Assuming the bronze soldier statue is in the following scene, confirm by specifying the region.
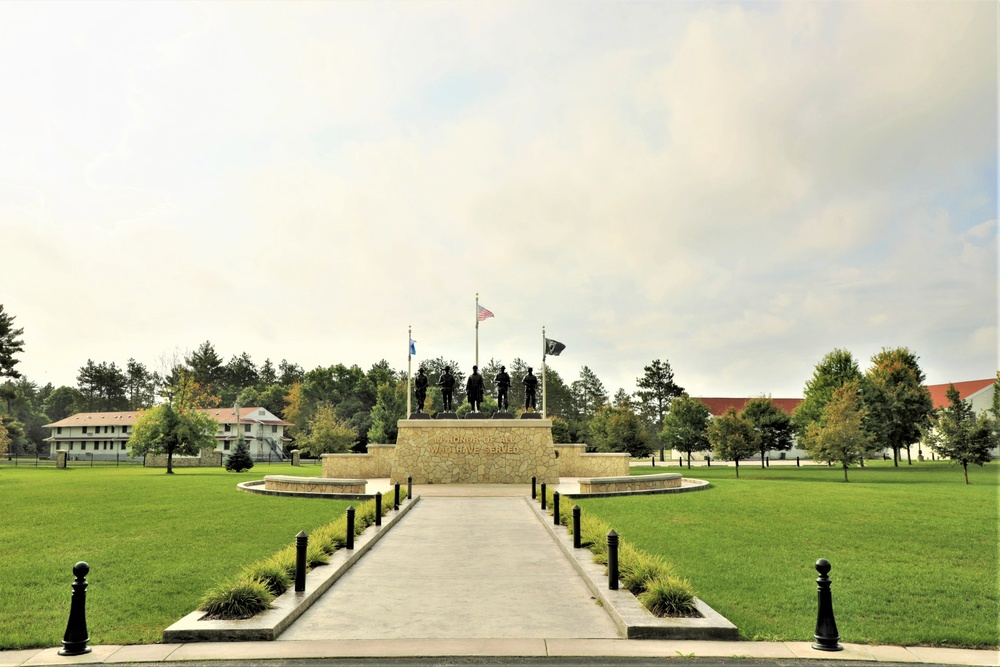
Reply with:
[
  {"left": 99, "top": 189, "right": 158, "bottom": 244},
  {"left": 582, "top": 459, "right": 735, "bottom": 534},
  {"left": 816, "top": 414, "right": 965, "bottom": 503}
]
[
  {"left": 495, "top": 365, "right": 511, "bottom": 411},
  {"left": 414, "top": 367, "right": 428, "bottom": 412},
  {"left": 437, "top": 366, "right": 455, "bottom": 411},
  {"left": 466, "top": 365, "right": 485, "bottom": 412},
  {"left": 523, "top": 367, "right": 538, "bottom": 411}
]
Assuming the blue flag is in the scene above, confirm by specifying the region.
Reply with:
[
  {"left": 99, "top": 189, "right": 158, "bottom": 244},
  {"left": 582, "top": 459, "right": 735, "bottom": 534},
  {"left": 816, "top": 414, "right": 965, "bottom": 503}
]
[{"left": 409, "top": 338, "right": 416, "bottom": 356}]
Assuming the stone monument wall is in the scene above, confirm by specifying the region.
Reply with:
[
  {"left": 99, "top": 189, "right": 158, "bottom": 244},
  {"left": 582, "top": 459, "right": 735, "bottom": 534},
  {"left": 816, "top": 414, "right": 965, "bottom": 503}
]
[
  {"left": 145, "top": 447, "right": 222, "bottom": 468},
  {"left": 322, "top": 444, "right": 395, "bottom": 479},
  {"left": 554, "top": 443, "right": 631, "bottom": 477},
  {"left": 391, "top": 419, "right": 558, "bottom": 484}
]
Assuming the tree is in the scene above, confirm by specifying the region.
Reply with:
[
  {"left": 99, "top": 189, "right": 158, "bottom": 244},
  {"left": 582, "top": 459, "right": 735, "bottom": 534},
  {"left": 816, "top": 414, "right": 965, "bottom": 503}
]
[
  {"left": 864, "top": 347, "right": 934, "bottom": 466},
  {"left": 125, "top": 359, "right": 159, "bottom": 410},
  {"left": 571, "top": 366, "right": 608, "bottom": 422},
  {"left": 277, "top": 359, "right": 304, "bottom": 386},
  {"left": 551, "top": 415, "right": 571, "bottom": 444},
  {"left": 708, "top": 407, "right": 757, "bottom": 477},
  {"left": 793, "top": 348, "right": 863, "bottom": 441},
  {"left": 127, "top": 403, "right": 218, "bottom": 474},
  {"left": 296, "top": 404, "right": 356, "bottom": 456},
  {"left": 223, "top": 352, "right": 259, "bottom": 403},
  {"left": 804, "top": 381, "right": 871, "bottom": 482},
  {"left": 43, "top": 386, "right": 83, "bottom": 422},
  {"left": 0, "top": 420, "right": 9, "bottom": 457},
  {"left": 0, "top": 305, "right": 24, "bottom": 380},
  {"left": 661, "top": 394, "right": 712, "bottom": 468},
  {"left": 237, "top": 384, "right": 288, "bottom": 420},
  {"left": 225, "top": 440, "right": 254, "bottom": 472},
  {"left": 367, "top": 381, "right": 408, "bottom": 444},
  {"left": 589, "top": 404, "right": 651, "bottom": 457},
  {"left": 928, "top": 384, "right": 994, "bottom": 484},
  {"left": 186, "top": 341, "right": 225, "bottom": 403},
  {"left": 740, "top": 396, "right": 794, "bottom": 468},
  {"left": 259, "top": 358, "right": 278, "bottom": 387},
  {"left": 635, "top": 359, "right": 684, "bottom": 428}
]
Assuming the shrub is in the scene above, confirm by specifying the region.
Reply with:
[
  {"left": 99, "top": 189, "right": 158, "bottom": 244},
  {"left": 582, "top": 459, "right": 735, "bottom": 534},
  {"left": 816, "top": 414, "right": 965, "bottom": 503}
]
[
  {"left": 199, "top": 576, "right": 274, "bottom": 619},
  {"left": 306, "top": 542, "right": 330, "bottom": 568},
  {"left": 242, "top": 559, "right": 291, "bottom": 597},
  {"left": 638, "top": 575, "right": 697, "bottom": 617},
  {"left": 311, "top": 521, "right": 348, "bottom": 554},
  {"left": 619, "top": 543, "right": 674, "bottom": 595},
  {"left": 270, "top": 547, "right": 297, "bottom": 578}
]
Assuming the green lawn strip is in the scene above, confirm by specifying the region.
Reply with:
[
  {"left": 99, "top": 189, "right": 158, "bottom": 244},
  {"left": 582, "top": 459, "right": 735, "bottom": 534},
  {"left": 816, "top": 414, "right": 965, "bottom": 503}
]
[
  {"left": 0, "top": 465, "right": 343, "bottom": 649},
  {"left": 586, "top": 461, "right": 998, "bottom": 648}
]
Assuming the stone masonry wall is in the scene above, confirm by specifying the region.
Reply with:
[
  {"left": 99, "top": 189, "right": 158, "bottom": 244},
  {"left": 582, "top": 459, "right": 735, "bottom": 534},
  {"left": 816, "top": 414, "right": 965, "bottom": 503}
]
[
  {"left": 391, "top": 419, "right": 558, "bottom": 484},
  {"left": 554, "top": 444, "right": 631, "bottom": 477},
  {"left": 322, "top": 444, "right": 395, "bottom": 479},
  {"left": 579, "top": 473, "right": 682, "bottom": 493},
  {"left": 264, "top": 475, "right": 366, "bottom": 494},
  {"left": 145, "top": 447, "right": 222, "bottom": 468}
]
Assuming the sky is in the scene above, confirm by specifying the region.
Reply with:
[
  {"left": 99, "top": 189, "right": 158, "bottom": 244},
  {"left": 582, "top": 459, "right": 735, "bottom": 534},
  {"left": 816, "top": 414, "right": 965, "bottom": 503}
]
[{"left": 1, "top": 0, "right": 996, "bottom": 399}]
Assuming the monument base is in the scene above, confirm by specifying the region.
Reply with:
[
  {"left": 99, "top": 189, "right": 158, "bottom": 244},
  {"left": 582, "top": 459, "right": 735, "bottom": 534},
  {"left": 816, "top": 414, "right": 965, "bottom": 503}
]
[
  {"left": 492, "top": 411, "right": 515, "bottom": 419},
  {"left": 520, "top": 412, "right": 542, "bottom": 419},
  {"left": 408, "top": 412, "right": 431, "bottom": 420},
  {"left": 435, "top": 412, "right": 458, "bottom": 420},
  {"left": 465, "top": 412, "right": 487, "bottom": 419},
  {"left": 391, "top": 419, "right": 558, "bottom": 484}
]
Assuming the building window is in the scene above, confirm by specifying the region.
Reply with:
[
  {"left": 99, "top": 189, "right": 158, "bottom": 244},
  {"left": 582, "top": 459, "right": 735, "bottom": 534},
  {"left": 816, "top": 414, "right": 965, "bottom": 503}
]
[
  {"left": 244, "top": 424, "right": 252, "bottom": 433},
  {"left": 121, "top": 443, "right": 126, "bottom": 450},
  {"left": 122, "top": 426, "right": 128, "bottom": 434},
  {"left": 224, "top": 424, "right": 231, "bottom": 432},
  {"left": 82, "top": 426, "right": 87, "bottom": 434},
  {"left": 104, "top": 426, "right": 109, "bottom": 434},
  {"left": 224, "top": 442, "right": 231, "bottom": 451},
  {"left": 69, "top": 443, "right": 74, "bottom": 451},
  {"left": 57, "top": 427, "right": 62, "bottom": 434},
  {"left": 272, "top": 425, "right": 278, "bottom": 433}
]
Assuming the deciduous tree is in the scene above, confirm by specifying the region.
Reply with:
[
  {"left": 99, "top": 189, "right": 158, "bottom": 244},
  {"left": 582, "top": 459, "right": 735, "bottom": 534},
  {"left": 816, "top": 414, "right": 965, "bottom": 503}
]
[
  {"left": 367, "top": 381, "right": 407, "bottom": 444},
  {"left": 804, "top": 381, "right": 871, "bottom": 482},
  {"left": 661, "top": 393, "right": 711, "bottom": 468},
  {"left": 864, "top": 347, "right": 934, "bottom": 466},
  {"left": 127, "top": 403, "right": 218, "bottom": 474},
  {"left": 589, "top": 404, "right": 651, "bottom": 457},
  {"left": 793, "top": 348, "right": 862, "bottom": 441},
  {"left": 740, "top": 396, "right": 794, "bottom": 467},
  {"left": 708, "top": 407, "right": 757, "bottom": 477},
  {"left": 928, "top": 384, "right": 994, "bottom": 484},
  {"left": 296, "top": 404, "right": 356, "bottom": 456}
]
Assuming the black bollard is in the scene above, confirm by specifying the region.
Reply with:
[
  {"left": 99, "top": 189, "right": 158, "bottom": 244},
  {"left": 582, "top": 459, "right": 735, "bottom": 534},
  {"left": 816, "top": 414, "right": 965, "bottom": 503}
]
[
  {"left": 59, "top": 562, "right": 91, "bottom": 656},
  {"left": 572, "top": 505, "right": 581, "bottom": 548},
  {"left": 531, "top": 476, "right": 537, "bottom": 499},
  {"left": 394, "top": 483, "right": 400, "bottom": 510},
  {"left": 375, "top": 492, "right": 382, "bottom": 527},
  {"left": 797, "top": 456, "right": 801, "bottom": 467},
  {"left": 707, "top": 455, "right": 711, "bottom": 467},
  {"left": 346, "top": 506, "right": 355, "bottom": 550},
  {"left": 607, "top": 530, "right": 619, "bottom": 590},
  {"left": 812, "top": 558, "right": 843, "bottom": 651},
  {"left": 407, "top": 475, "right": 412, "bottom": 501},
  {"left": 766, "top": 457, "right": 770, "bottom": 467},
  {"left": 295, "top": 532, "right": 308, "bottom": 592},
  {"left": 553, "top": 491, "right": 560, "bottom": 525},
  {"left": 540, "top": 483, "right": 547, "bottom": 510}
]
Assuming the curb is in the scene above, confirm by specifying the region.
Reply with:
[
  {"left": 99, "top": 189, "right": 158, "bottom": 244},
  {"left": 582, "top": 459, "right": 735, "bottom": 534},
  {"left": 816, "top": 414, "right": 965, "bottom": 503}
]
[{"left": 162, "top": 496, "right": 420, "bottom": 642}]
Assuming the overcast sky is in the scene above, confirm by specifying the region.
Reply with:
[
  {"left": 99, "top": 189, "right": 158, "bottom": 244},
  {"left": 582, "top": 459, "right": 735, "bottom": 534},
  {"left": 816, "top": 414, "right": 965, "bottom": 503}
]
[{"left": 1, "top": 0, "right": 996, "bottom": 399}]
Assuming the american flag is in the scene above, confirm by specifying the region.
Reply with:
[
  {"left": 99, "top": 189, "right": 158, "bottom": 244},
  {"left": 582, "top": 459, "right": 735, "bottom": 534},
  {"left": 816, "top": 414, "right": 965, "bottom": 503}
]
[{"left": 477, "top": 304, "right": 494, "bottom": 322}]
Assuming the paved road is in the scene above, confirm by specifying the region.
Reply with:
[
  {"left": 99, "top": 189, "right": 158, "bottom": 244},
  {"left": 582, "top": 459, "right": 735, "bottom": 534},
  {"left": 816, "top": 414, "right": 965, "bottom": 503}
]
[{"left": 278, "top": 497, "right": 619, "bottom": 641}]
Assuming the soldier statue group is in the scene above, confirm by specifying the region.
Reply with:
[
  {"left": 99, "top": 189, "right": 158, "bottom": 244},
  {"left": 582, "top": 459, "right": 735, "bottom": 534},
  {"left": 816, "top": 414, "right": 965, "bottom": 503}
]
[{"left": 412, "top": 365, "right": 539, "bottom": 415}]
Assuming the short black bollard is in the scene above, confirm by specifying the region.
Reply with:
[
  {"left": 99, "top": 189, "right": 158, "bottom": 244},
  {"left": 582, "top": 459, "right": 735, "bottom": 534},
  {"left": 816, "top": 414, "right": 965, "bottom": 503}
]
[
  {"left": 59, "top": 562, "right": 91, "bottom": 656},
  {"left": 706, "top": 455, "right": 711, "bottom": 467},
  {"left": 572, "top": 505, "right": 581, "bottom": 548},
  {"left": 295, "top": 531, "right": 308, "bottom": 592},
  {"left": 607, "top": 530, "right": 619, "bottom": 590},
  {"left": 346, "top": 506, "right": 355, "bottom": 550},
  {"left": 531, "top": 476, "right": 537, "bottom": 499},
  {"left": 812, "top": 558, "right": 843, "bottom": 651},
  {"left": 651, "top": 456, "right": 655, "bottom": 467},
  {"left": 394, "top": 483, "right": 400, "bottom": 510},
  {"left": 553, "top": 491, "right": 560, "bottom": 525},
  {"left": 375, "top": 492, "right": 382, "bottom": 527},
  {"left": 765, "top": 457, "right": 770, "bottom": 467},
  {"left": 797, "top": 456, "right": 801, "bottom": 467},
  {"left": 540, "top": 482, "right": 547, "bottom": 510},
  {"left": 407, "top": 475, "right": 412, "bottom": 501}
]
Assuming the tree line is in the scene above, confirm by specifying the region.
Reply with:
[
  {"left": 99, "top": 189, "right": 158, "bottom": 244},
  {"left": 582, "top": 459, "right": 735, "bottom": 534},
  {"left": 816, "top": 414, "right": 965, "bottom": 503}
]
[{"left": 0, "top": 304, "right": 996, "bottom": 481}]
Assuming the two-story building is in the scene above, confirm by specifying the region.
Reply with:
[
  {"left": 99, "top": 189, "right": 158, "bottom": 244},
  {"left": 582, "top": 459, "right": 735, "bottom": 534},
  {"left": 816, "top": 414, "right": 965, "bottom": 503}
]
[{"left": 44, "top": 407, "right": 293, "bottom": 462}]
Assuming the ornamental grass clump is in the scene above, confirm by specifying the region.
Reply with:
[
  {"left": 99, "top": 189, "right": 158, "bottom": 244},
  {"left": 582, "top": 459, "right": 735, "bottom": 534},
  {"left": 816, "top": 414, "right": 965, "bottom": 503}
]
[
  {"left": 638, "top": 575, "right": 698, "bottom": 617},
  {"left": 199, "top": 576, "right": 274, "bottom": 620},
  {"left": 619, "top": 543, "right": 675, "bottom": 595},
  {"left": 241, "top": 559, "right": 291, "bottom": 597},
  {"left": 310, "top": 521, "right": 348, "bottom": 554}
]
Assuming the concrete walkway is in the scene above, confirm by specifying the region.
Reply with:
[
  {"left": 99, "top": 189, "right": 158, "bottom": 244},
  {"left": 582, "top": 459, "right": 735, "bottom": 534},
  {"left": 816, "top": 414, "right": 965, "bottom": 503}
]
[{"left": 278, "top": 496, "right": 619, "bottom": 640}]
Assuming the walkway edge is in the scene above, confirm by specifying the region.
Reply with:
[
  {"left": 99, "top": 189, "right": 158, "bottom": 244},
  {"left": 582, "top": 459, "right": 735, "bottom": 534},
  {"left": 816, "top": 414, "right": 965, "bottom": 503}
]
[
  {"left": 525, "top": 496, "right": 740, "bottom": 640},
  {"left": 162, "top": 496, "right": 421, "bottom": 642}
]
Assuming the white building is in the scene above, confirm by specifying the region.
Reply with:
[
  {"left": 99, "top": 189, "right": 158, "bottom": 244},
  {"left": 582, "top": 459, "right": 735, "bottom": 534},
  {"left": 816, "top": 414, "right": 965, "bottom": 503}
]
[{"left": 44, "top": 407, "right": 293, "bottom": 462}]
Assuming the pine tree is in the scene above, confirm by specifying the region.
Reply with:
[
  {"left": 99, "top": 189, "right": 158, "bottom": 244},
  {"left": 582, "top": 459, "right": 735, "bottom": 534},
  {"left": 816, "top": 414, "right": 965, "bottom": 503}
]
[
  {"left": 225, "top": 440, "right": 254, "bottom": 473},
  {"left": 0, "top": 305, "right": 25, "bottom": 380}
]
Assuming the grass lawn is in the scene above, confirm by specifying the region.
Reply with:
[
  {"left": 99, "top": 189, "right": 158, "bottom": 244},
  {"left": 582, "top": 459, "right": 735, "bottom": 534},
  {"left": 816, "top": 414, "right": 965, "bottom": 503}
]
[
  {"left": 576, "top": 460, "right": 998, "bottom": 648},
  {"left": 0, "top": 464, "right": 346, "bottom": 650}
]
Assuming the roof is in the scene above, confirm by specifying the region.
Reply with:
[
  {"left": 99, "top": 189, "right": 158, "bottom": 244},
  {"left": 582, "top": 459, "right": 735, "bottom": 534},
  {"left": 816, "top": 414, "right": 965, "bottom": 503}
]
[
  {"left": 694, "top": 397, "right": 802, "bottom": 417},
  {"left": 45, "top": 407, "right": 292, "bottom": 429},
  {"left": 925, "top": 379, "right": 995, "bottom": 410}
]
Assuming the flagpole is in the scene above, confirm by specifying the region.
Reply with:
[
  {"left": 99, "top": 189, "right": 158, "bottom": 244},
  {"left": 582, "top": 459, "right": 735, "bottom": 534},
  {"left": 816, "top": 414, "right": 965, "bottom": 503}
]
[
  {"left": 407, "top": 325, "right": 412, "bottom": 416},
  {"left": 475, "top": 292, "right": 479, "bottom": 368},
  {"left": 542, "top": 326, "right": 547, "bottom": 418}
]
